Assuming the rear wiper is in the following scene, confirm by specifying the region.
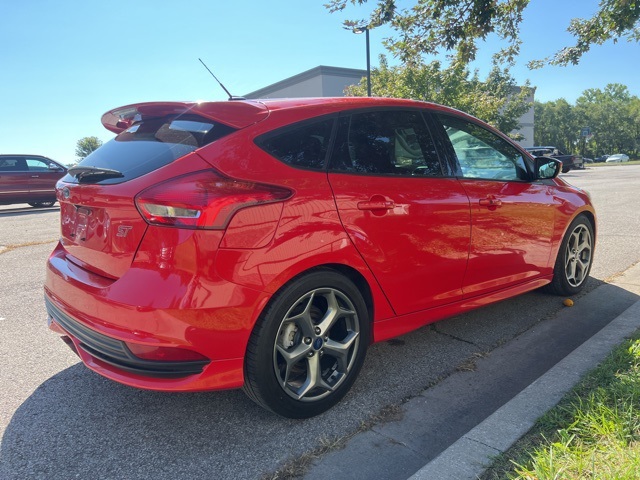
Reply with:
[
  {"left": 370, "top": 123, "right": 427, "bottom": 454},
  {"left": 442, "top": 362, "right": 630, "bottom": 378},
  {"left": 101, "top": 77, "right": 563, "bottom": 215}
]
[{"left": 68, "top": 166, "right": 124, "bottom": 183}]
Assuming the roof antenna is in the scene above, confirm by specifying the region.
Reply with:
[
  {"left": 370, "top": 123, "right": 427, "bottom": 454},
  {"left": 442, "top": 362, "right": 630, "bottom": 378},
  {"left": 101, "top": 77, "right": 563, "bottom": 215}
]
[{"left": 198, "top": 58, "right": 245, "bottom": 101}]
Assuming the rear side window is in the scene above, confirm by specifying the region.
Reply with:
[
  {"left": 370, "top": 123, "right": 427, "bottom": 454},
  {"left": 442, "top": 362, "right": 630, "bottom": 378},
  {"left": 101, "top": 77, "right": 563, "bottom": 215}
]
[
  {"left": 255, "top": 117, "right": 335, "bottom": 170},
  {"left": 329, "top": 110, "right": 443, "bottom": 177},
  {"left": 0, "top": 157, "right": 28, "bottom": 171},
  {"left": 63, "top": 115, "right": 235, "bottom": 184}
]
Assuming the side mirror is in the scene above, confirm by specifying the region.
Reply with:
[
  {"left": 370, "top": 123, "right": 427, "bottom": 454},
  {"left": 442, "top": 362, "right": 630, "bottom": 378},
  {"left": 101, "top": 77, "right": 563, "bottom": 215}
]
[
  {"left": 534, "top": 157, "right": 561, "bottom": 180},
  {"left": 48, "top": 163, "right": 63, "bottom": 172}
]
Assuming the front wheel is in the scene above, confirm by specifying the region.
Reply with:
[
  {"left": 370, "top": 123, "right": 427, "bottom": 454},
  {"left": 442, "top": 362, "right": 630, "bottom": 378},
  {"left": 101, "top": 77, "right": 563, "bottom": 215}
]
[
  {"left": 243, "top": 270, "right": 370, "bottom": 418},
  {"left": 544, "top": 214, "right": 594, "bottom": 296}
]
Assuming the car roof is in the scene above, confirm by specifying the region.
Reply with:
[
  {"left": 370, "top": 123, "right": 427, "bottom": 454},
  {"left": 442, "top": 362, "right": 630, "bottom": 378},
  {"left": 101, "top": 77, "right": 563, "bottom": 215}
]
[{"left": 101, "top": 97, "right": 476, "bottom": 134}]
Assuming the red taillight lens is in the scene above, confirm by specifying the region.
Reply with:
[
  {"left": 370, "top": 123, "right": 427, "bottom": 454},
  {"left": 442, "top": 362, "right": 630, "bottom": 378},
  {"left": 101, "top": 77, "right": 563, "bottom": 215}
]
[
  {"left": 125, "top": 343, "right": 209, "bottom": 362},
  {"left": 135, "top": 169, "right": 292, "bottom": 229}
]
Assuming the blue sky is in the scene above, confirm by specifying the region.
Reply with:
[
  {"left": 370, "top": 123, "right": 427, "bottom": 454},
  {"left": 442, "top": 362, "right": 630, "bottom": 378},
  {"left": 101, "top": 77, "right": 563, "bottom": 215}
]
[{"left": 1, "top": 0, "right": 638, "bottom": 164}]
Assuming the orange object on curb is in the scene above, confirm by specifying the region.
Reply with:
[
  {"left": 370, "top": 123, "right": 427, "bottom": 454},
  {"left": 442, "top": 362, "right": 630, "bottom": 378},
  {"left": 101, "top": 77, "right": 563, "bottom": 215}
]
[{"left": 563, "top": 298, "right": 574, "bottom": 307}]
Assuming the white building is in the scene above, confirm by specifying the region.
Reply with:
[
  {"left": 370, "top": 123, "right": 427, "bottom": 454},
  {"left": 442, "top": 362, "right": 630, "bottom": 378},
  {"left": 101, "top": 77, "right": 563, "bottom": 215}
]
[{"left": 245, "top": 65, "right": 534, "bottom": 147}]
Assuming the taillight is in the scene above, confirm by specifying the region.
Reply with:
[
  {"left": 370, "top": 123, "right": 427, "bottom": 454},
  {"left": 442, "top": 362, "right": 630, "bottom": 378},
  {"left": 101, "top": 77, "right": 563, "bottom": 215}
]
[{"left": 135, "top": 169, "right": 292, "bottom": 229}]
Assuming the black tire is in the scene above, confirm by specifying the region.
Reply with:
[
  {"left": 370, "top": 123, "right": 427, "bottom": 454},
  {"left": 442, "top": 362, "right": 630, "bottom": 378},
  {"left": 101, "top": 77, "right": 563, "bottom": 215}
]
[
  {"left": 28, "top": 201, "right": 56, "bottom": 208},
  {"left": 544, "top": 214, "right": 594, "bottom": 296},
  {"left": 243, "top": 269, "right": 370, "bottom": 418}
]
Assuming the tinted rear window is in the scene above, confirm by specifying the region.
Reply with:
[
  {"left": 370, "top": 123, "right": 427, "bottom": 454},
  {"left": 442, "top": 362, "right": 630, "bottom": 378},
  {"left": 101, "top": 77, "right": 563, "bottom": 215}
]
[
  {"left": 255, "top": 117, "right": 335, "bottom": 170},
  {"left": 63, "top": 115, "right": 235, "bottom": 184}
]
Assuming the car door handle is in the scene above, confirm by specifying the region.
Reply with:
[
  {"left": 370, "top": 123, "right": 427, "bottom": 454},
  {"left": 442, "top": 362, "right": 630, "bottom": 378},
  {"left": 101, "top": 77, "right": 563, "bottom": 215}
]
[
  {"left": 479, "top": 197, "right": 502, "bottom": 207},
  {"left": 31, "top": 175, "right": 40, "bottom": 178},
  {"left": 357, "top": 200, "right": 395, "bottom": 211}
]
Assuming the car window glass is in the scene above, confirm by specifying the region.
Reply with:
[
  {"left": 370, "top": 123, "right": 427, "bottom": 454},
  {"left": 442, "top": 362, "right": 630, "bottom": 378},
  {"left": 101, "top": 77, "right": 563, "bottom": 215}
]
[
  {"left": 61, "top": 115, "right": 235, "bottom": 185},
  {"left": 0, "top": 157, "right": 28, "bottom": 171},
  {"left": 255, "top": 118, "right": 335, "bottom": 170},
  {"left": 26, "top": 158, "right": 51, "bottom": 171},
  {"left": 330, "top": 110, "right": 443, "bottom": 176},
  {"left": 0, "top": 158, "right": 18, "bottom": 171},
  {"left": 437, "top": 114, "right": 528, "bottom": 181}
]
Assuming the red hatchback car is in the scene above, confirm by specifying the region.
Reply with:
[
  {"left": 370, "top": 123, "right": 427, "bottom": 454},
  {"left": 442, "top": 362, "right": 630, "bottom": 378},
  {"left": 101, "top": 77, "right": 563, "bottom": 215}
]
[{"left": 45, "top": 97, "right": 595, "bottom": 418}]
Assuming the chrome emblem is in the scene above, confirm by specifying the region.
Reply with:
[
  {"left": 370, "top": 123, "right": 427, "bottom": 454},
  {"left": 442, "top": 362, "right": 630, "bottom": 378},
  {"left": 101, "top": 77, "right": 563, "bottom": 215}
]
[{"left": 116, "top": 225, "right": 133, "bottom": 238}]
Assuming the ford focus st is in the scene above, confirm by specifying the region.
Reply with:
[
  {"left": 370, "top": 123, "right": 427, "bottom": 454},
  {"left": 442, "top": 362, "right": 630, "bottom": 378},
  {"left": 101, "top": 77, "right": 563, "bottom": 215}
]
[{"left": 45, "top": 97, "right": 595, "bottom": 418}]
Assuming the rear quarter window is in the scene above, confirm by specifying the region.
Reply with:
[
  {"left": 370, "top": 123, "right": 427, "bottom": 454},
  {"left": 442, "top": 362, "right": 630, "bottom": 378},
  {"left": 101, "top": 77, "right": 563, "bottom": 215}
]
[{"left": 255, "top": 117, "right": 335, "bottom": 170}]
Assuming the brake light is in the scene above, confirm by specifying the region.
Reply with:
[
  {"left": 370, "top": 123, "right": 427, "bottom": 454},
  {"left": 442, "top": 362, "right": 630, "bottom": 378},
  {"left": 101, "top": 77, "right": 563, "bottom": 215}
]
[{"left": 135, "top": 170, "right": 292, "bottom": 229}]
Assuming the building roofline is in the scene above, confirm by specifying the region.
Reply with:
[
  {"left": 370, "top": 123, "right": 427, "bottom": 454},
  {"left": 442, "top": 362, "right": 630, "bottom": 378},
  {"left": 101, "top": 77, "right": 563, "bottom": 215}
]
[{"left": 244, "top": 65, "right": 367, "bottom": 98}]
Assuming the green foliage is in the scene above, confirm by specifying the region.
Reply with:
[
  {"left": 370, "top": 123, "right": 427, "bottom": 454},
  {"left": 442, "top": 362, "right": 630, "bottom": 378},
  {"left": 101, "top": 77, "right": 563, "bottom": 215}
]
[
  {"left": 325, "top": 0, "right": 529, "bottom": 65},
  {"left": 531, "top": 0, "right": 640, "bottom": 67},
  {"left": 75, "top": 136, "right": 103, "bottom": 160},
  {"left": 326, "top": 0, "right": 639, "bottom": 68},
  {"left": 534, "top": 84, "right": 640, "bottom": 157},
  {"left": 533, "top": 99, "right": 578, "bottom": 153},
  {"left": 344, "top": 55, "right": 532, "bottom": 137}
]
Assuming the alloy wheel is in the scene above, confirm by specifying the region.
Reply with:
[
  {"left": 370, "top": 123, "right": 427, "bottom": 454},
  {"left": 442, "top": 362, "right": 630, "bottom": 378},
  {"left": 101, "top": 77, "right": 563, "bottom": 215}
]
[
  {"left": 273, "top": 287, "right": 360, "bottom": 402},
  {"left": 564, "top": 224, "right": 592, "bottom": 287}
]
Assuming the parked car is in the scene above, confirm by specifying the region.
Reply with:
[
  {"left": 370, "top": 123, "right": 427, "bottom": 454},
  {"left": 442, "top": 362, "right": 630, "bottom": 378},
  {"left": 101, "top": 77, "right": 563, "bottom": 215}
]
[
  {"left": 524, "top": 146, "right": 583, "bottom": 173},
  {"left": 605, "top": 154, "right": 630, "bottom": 163},
  {"left": 0, "top": 154, "right": 67, "bottom": 207},
  {"left": 45, "top": 98, "right": 596, "bottom": 418},
  {"left": 595, "top": 155, "right": 610, "bottom": 163}
]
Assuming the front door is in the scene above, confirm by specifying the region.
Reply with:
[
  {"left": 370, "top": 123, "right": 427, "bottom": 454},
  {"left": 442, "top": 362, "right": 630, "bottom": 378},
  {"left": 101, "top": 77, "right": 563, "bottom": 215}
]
[{"left": 434, "top": 113, "right": 555, "bottom": 298}]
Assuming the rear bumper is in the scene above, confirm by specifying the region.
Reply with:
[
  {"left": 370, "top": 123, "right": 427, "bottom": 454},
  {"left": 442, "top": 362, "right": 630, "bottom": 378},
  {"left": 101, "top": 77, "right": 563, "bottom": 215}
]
[
  {"left": 44, "top": 240, "right": 272, "bottom": 392},
  {"left": 46, "top": 297, "right": 209, "bottom": 378}
]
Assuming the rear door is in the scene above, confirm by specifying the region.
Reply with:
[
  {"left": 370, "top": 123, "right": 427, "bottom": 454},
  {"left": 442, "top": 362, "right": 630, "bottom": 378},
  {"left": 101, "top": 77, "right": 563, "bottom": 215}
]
[
  {"left": 0, "top": 156, "right": 30, "bottom": 203},
  {"left": 433, "top": 113, "right": 556, "bottom": 298},
  {"left": 25, "top": 157, "right": 66, "bottom": 200},
  {"left": 327, "top": 109, "right": 471, "bottom": 316}
]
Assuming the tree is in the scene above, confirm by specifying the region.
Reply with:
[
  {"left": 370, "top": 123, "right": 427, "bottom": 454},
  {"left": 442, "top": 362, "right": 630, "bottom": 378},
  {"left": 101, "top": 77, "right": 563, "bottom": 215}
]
[
  {"left": 75, "top": 136, "right": 103, "bottom": 160},
  {"left": 534, "top": 0, "right": 640, "bottom": 67},
  {"left": 533, "top": 99, "right": 579, "bottom": 153},
  {"left": 575, "top": 84, "right": 636, "bottom": 155},
  {"left": 344, "top": 55, "right": 533, "bottom": 137},
  {"left": 534, "top": 84, "right": 640, "bottom": 157},
  {"left": 326, "top": 0, "right": 639, "bottom": 67},
  {"left": 327, "top": 0, "right": 529, "bottom": 65}
]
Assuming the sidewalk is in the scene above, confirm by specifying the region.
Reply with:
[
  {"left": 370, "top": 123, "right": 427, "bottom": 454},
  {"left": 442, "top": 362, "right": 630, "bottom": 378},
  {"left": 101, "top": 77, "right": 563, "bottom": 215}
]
[
  {"left": 304, "top": 264, "right": 640, "bottom": 480},
  {"left": 411, "top": 298, "right": 640, "bottom": 480}
]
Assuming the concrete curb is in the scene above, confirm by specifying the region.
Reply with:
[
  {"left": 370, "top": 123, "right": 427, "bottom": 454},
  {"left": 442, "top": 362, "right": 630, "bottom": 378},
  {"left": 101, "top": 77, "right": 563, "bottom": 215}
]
[{"left": 409, "top": 299, "right": 640, "bottom": 480}]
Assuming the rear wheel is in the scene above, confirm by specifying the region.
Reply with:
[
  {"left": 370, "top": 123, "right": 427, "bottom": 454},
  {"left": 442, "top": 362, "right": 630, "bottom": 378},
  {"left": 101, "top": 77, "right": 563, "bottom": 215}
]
[
  {"left": 28, "top": 201, "right": 56, "bottom": 208},
  {"left": 544, "top": 214, "right": 594, "bottom": 296},
  {"left": 243, "top": 270, "right": 369, "bottom": 418}
]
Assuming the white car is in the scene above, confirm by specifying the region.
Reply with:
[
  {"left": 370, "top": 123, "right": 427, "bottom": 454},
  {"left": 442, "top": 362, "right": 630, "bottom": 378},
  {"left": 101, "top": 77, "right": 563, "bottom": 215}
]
[{"left": 605, "top": 154, "right": 630, "bottom": 163}]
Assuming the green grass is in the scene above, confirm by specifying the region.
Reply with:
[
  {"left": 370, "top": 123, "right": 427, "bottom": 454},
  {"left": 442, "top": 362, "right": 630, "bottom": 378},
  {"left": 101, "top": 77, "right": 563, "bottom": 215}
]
[
  {"left": 482, "top": 333, "right": 640, "bottom": 479},
  {"left": 589, "top": 160, "right": 640, "bottom": 167}
]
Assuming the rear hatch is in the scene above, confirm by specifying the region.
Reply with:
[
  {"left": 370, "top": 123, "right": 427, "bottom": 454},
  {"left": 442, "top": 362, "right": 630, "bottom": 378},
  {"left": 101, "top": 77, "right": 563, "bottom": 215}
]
[{"left": 57, "top": 101, "right": 268, "bottom": 279}]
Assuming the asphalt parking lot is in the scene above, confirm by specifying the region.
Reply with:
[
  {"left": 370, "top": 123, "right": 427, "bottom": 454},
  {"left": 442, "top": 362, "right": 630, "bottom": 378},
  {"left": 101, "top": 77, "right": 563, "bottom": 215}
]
[{"left": 1, "top": 166, "right": 640, "bottom": 479}]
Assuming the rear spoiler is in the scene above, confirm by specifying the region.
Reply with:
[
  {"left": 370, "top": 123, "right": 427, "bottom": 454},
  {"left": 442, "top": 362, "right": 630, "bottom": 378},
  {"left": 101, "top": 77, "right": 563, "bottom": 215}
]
[{"left": 101, "top": 101, "right": 269, "bottom": 134}]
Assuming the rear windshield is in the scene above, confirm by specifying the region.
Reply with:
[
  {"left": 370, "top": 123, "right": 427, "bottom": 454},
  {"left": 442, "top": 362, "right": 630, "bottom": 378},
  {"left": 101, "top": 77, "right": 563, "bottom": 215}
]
[{"left": 62, "top": 115, "right": 235, "bottom": 184}]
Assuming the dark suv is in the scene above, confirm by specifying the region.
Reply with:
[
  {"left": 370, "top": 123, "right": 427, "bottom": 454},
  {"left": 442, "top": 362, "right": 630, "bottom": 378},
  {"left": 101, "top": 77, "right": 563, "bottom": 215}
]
[
  {"left": 0, "top": 154, "right": 67, "bottom": 207},
  {"left": 524, "top": 147, "right": 583, "bottom": 173}
]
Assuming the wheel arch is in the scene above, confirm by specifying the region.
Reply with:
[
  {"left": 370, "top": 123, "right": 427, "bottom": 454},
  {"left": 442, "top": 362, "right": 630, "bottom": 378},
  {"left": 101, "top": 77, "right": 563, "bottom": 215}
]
[{"left": 257, "top": 263, "right": 377, "bottom": 345}]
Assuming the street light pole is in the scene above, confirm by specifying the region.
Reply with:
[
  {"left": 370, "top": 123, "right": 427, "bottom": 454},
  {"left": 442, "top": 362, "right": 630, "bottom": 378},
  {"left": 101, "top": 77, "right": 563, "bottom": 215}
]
[
  {"left": 346, "top": 25, "right": 372, "bottom": 97},
  {"left": 364, "top": 28, "right": 371, "bottom": 97}
]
